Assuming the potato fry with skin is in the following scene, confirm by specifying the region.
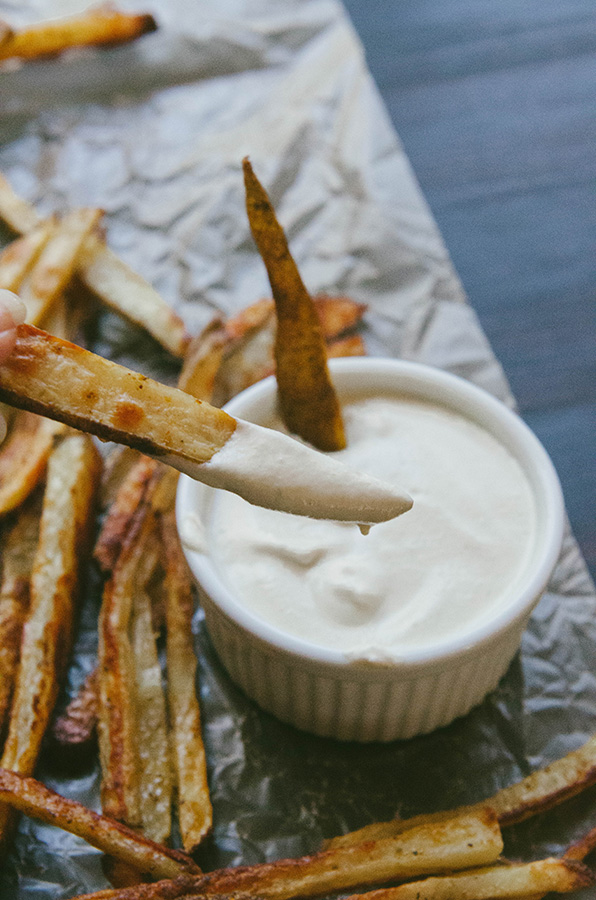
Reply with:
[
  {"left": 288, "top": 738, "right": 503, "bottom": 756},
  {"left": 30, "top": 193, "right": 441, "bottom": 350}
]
[
  {"left": 131, "top": 521, "right": 173, "bottom": 845},
  {"left": 95, "top": 455, "right": 159, "bottom": 573},
  {"left": 325, "top": 732, "right": 596, "bottom": 850},
  {"left": 0, "top": 768, "right": 199, "bottom": 879},
  {"left": 161, "top": 511, "right": 212, "bottom": 852},
  {"left": 0, "top": 8, "right": 157, "bottom": 62},
  {"left": 243, "top": 158, "right": 345, "bottom": 451},
  {"left": 98, "top": 505, "right": 155, "bottom": 828},
  {"left": 71, "top": 808, "right": 503, "bottom": 900},
  {"left": 0, "top": 222, "right": 54, "bottom": 293},
  {"left": 50, "top": 668, "right": 99, "bottom": 765},
  {"left": 79, "top": 241, "right": 190, "bottom": 358},
  {"left": 0, "top": 174, "right": 189, "bottom": 358},
  {"left": 339, "top": 858, "right": 595, "bottom": 900},
  {"left": 0, "top": 324, "right": 237, "bottom": 470},
  {"left": 19, "top": 207, "right": 102, "bottom": 326},
  {"left": 0, "top": 410, "right": 65, "bottom": 516},
  {"left": 0, "top": 493, "right": 41, "bottom": 739},
  {"left": 0, "top": 433, "right": 100, "bottom": 847}
]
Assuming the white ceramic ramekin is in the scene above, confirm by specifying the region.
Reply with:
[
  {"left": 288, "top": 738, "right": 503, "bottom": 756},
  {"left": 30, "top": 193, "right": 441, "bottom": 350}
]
[{"left": 176, "top": 358, "right": 565, "bottom": 742}]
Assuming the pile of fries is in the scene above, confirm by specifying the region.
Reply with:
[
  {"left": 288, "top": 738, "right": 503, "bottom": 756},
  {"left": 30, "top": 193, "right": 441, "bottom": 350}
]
[{"left": 0, "top": 162, "right": 595, "bottom": 900}]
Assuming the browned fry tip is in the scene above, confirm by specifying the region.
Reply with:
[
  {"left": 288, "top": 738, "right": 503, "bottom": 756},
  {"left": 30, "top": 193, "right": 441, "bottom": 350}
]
[{"left": 242, "top": 157, "right": 345, "bottom": 452}]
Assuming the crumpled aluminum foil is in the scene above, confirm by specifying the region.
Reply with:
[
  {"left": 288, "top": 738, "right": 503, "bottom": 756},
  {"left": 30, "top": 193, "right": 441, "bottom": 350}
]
[{"left": 0, "top": 1, "right": 595, "bottom": 897}]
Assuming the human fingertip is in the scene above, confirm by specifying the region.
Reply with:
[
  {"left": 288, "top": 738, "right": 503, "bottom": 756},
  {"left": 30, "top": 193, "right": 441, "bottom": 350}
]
[{"left": 0, "top": 289, "right": 27, "bottom": 327}]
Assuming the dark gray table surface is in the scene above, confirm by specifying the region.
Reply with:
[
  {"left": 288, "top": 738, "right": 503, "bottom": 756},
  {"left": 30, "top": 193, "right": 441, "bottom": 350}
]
[{"left": 343, "top": 0, "right": 596, "bottom": 584}]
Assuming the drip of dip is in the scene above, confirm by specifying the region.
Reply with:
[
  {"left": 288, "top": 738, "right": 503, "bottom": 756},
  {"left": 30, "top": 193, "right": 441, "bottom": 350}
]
[{"left": 207, "top": 395, "right": 536, "bottom": 659}]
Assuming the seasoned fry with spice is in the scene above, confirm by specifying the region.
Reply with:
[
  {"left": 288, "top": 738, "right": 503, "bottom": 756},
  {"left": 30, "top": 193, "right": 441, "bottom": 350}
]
[
  {"left": 0, "top": 7, "right": 157, "bottom": 63},
  {"left": 161, "top": 511, "right": 212, "bottom": 852},
  {"left": 19, "top": 208, "right": 102, "bottom": 326},
  {"left": 0, "top": 222, "right": 54, "bottom": 293},
  {"left": 0, "top": 174, "right": 189, "bottom": 358},
  {"left": 131, "top": 521, "right": 173, "bottom": 845},
  {"left": 0, "top": 411, "right": 64, "bottom": 516},
  {"left": 0, "top": 433, "right": 100, "bottom": 847},
  {"left": 243, "top": 158, "right": 345, "bottom": 451},
  {"left": 324, "top": 732, "right": 596, "bottom": 850},
  {"left": 0, "top": 768, "right": 199, "bottom": 879},
  {"left": 69, "top": 808, "right": 503, "bottom": 900},
  {"left": 0, "top": 494, "right": 40, "bottom": 740}
]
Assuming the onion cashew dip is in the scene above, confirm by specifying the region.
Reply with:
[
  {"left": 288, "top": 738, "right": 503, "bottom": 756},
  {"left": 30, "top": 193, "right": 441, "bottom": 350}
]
[
  {"left": 204, "top": 394, "right": 536, "bottom": 661},
  {"left": 177, "top": 358, "right": 564, "bottom": 740}
]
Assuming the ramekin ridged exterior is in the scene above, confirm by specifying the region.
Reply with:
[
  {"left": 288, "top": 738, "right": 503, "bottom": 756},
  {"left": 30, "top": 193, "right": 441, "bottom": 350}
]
[{"left": 176, "top": 358, "right": 565, "bottom": 742}]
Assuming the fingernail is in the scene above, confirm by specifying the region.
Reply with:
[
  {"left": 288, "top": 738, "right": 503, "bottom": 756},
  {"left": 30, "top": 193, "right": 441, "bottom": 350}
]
[{"left": 0, "top": 289, "right": 27, "bottom": 326}]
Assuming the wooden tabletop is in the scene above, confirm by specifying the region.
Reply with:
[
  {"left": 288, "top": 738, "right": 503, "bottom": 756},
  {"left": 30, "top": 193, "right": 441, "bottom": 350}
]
[{"left": 344, "top": 0, "right": 596, "bottom": 583}]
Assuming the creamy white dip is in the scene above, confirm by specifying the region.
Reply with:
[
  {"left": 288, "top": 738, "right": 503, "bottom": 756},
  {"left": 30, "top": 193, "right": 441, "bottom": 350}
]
[{"left": 207, "top": 396, "right": 536, "bottom": 658}]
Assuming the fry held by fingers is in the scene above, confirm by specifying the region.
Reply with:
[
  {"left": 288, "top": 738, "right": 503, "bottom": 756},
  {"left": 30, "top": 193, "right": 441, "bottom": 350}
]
[{"left": 0, "top": 324, "right": 412, "bottom": 524}]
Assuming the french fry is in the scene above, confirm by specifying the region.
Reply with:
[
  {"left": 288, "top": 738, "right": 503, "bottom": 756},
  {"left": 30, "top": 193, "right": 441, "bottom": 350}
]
[
  {"left": 0, "top": 324, "right": 236, "bottom": 470},
  {"left": 19, "top": 207, "right": 103, "bottom": 326},
  {"left": 325, "top": 733, "right": 596, "bottom": 850},
  {"left": 0, "top": 432, "right": 100, "bottom": 847},
  {"left": 0, "top": 7, "right": 157, "bottom": 62},
  {"left": 0, "top": 22, "right": 13, "bottom": 50},
  {"left": 199, "top": 295, "right": 366, "bottom": 408},
  {"left": 98, "top": 504, "right": 155, "bottom": 827},
  {"left": 0, "top": 768, "right": 199, "bottom": 879},
  {"left": 0, "top": 493, "right": 41, "bottom": 740},
  {"left": 50, "top": 668, "right": 99, "bottom": 765},
  {"left": 0, "top": 173, "right": 41, "bottom": 234},
  {"left": 72, "top": 808, "right": 503, "bottom": 900},
  {"left": 178, "top": 318, "right": 229, "bottom": 403},
  {"left": 131, "top": 519, "right": 173, "bottom": 845},
  {"left": 0, "top": 174, "right": 189, "bottom": 358},
  {"left": 339, "top": 858, "right": 595, "bottom": 900},
  {"left": 100, "top": 446, "right": 146, "bottom": 511},
  {"left": 79, "top": 241, "right": 190, "bottom": 358},
  {"left": 0, "top": 221, "right": 54, "bottom": 292},
  {"left": 95, "top": 455, "right": 160, "bottom": 573},
  {"left": 243, "top": 158, "right": 345, "bottom": 451},
  {"left": 160, "top": 511, "right": 212, "bottom": 852},
  {"left": 0, "top": 410, "right": 65, "bottom": 515}
]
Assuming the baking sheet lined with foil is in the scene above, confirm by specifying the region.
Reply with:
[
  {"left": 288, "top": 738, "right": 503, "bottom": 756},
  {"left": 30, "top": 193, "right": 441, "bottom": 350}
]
[{"left": 1, "top": 0, "right": 596, "bottom": 897}]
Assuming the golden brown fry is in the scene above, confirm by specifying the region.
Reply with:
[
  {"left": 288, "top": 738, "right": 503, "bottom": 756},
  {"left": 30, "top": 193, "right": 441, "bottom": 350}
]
[
  {"left": 0, "top": 174, "right": 189, "bottom": 358},
  {"left": 0, "top": 768, "right": 199, "bottom": 879},
  {"left": 95, "top": 455, "right": 160, "bottom": 573},
  {"left": 0, "top": 173, "right": 41, "bottom": 234},
  {"left": 312, "top": 294, "right": 367, "bottom": 340},
  {"left": 325, "top": 733, "right": 596, "bottom": 850},
  {"left": 0, "top": 410, "right": 65, "bottom": 515},
  {"left": 243, "top": 158, "right": 345, "bottom": 451},
  {"left": 0, "top": 221, "right": 54, "bottom": 293},
  {"left": 0, "top": 324, "right": 236, "bottom": 469},
  {"left": 0, "top": 493, "right": 41, "bottom": 739},
  {"left": 0, "top": 433, "right": 100, "bottom": 847},
  {"left": 131, "top": 521, "right": 173, "bottom": 845},
  {"left": 178, "top": 318, "right": 229, "bottom": 402},
  {"left": 50, "top": 668, "right": 99, "bottom": 765},
  {"left": 79, "top": 241, "right": 190, "bottom": 358},
  {"left": 0, "top": 8, "right": 157, "bottom": 62},
  {"left": 20, "top": 208, "right": 103, "bottom": 326},
  {"left": 74, "top": 808, "right": 503, "bottom": 900},
  {"left": 326, "top": 333, "right": 366, "bottom": 359},
  {"left": 339, "top": 858, "right": 595, "bottom": 900},
  {"left": 161, "top": 511, "right": 212, "bottom": 852},
  {"left": 98, "top": 504, "right": 154, "bottom": 827},
  {"left": 0, "top": 21, "right": 13, "bottom": 49},
  {"left": 100, "top": 446, "right": 145, "bottom": 511}
]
